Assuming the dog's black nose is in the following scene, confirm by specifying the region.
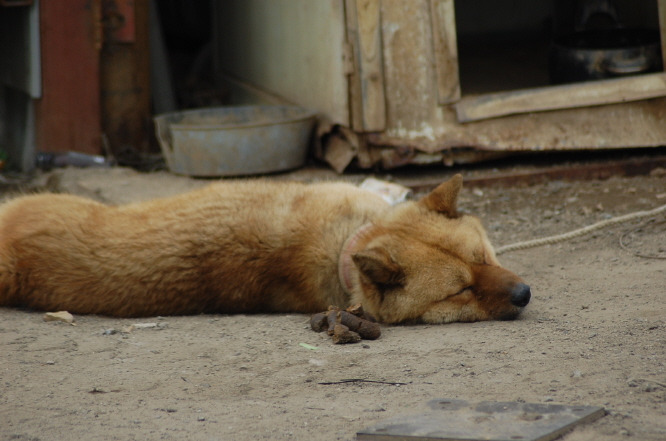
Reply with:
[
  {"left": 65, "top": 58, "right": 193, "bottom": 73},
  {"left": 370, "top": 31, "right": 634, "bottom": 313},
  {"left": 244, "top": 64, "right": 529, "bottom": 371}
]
[{"left": 510, "top": 283, "right": 531, "bottom": 307}]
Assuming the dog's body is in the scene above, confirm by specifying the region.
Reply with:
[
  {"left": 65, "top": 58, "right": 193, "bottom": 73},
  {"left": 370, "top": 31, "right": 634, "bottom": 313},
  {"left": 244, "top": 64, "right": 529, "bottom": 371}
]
[{"left": 0, "top": 175, "right": 530, "bottom": 323}]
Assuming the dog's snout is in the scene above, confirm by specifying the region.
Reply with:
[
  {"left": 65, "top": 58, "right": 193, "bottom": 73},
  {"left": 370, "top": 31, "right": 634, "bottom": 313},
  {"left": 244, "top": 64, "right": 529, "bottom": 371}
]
[{"left": 510, "top": 283, "right": 531, "bottom": 307}]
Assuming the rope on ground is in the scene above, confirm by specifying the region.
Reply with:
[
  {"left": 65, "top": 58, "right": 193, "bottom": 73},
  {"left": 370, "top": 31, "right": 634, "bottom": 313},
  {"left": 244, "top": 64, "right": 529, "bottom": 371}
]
[
  {"left": 495, "top": 203, "right": 666, "bottom": 255},
  {"left": 619, "top": 219, "right": 666, "bottom": 259}
]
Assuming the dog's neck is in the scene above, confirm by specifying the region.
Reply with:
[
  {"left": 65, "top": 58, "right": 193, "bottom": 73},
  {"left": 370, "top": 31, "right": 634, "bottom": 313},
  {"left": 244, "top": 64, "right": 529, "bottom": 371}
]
[{"left": 338, "top": 223, "right": 375, "bottom": 296}]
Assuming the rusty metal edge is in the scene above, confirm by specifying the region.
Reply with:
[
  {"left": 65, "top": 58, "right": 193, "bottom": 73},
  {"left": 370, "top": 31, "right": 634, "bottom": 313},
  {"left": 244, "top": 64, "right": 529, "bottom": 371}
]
[{"left": 400, "top": 156, "right": 666, "bottom": 193}]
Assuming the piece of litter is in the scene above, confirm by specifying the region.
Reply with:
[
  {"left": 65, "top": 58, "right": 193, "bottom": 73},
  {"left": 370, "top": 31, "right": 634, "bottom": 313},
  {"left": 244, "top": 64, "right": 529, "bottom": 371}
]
[
  {"left": 299, "top": 343, "right": 319, "bottom": 351},
  {"left": 131, "top": 322, "right": 168, "bottom": 330},
  {"left": 133, "top": 322, "right": 158, "bottom": 329},
  {"left": 43, "top": 311, "right": 75, "bottom": 324},
  {"left": 359, "top": 178, "right": 412, "bottom": 205}
]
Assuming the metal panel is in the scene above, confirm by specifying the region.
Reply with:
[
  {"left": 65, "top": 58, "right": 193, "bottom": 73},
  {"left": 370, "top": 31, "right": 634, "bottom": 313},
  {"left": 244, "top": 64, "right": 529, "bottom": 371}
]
[
  {"left": 0, "top": 0, "right": 41, "bottom": 97},
  {"left": 35, "top": 0, "right": 102, "bottom": 154},
  {"left": 214, "top": 0, "right": 349, "bottom": 125},
  {"left": 357, "top": 399, "right": 605, "bottom": 441}
]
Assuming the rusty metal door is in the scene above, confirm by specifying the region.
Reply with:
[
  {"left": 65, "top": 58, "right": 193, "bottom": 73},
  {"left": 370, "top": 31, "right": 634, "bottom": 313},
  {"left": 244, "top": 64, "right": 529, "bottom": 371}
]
[{"left": 35, "top": 0, "right": 103, "bottom": 154}]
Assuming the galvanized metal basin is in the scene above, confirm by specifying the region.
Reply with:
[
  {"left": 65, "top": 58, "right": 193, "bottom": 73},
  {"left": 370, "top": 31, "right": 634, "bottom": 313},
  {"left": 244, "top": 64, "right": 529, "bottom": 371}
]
[{"left": 154, "top": 105, "right": 317, "bottom": 177}]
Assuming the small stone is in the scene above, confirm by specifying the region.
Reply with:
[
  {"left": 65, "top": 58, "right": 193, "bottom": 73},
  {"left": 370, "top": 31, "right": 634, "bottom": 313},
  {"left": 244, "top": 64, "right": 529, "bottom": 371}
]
[{"left": 643, "top": 384, "right": 658, "bottom": 393}]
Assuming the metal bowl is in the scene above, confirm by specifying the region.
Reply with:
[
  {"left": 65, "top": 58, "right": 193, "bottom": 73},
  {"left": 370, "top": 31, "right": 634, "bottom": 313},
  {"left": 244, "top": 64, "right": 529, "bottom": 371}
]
[
  {"left": 549, "top": 28, "right": 663, "bottom": 84},
  {"left": 154, "top": 105, "right": 317, "bottom": 177}
]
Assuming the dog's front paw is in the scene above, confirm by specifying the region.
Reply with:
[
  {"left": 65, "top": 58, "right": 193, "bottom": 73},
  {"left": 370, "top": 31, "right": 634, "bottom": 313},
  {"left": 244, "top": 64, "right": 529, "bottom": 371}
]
[{"left": 309, "top": 304, "right": 381, "bottom": 344}]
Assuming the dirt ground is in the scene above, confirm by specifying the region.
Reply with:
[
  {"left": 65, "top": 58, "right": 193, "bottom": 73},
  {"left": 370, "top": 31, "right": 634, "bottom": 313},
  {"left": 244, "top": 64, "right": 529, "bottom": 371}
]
[{"left": 0, "top": 162, "right": 664, "bottom": 441}]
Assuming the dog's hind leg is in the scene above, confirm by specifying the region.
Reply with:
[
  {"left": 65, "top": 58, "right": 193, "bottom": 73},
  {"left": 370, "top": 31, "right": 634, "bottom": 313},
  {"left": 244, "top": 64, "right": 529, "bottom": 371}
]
[
  {"left": 0, "top": 212, "right": 20, "bottom": 308},
  {"left": 0, "top": 193, "right": 103, "bottom": 311}
]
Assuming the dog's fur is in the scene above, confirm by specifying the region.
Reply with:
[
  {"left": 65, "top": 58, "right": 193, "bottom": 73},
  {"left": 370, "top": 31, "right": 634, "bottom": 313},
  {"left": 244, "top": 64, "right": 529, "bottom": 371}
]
[{"left": 0, "top": 175, "right": 530, "bottom": 324}]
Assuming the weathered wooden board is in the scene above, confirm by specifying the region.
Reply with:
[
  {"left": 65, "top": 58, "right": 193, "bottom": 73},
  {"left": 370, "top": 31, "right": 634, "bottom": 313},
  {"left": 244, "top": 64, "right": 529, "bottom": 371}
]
[
  {"left": 659, "top": 0, "right": 666, "bottom": 70},
  {"left": 345, "top": 0, "right": 365, "bottom": 131},
  {"left": 455, "top": 73, "right": 666, "bottom": 123},
  {"left": 101, "top": 0, "right": 152, "bottom": 154},
  {"left": 429, "top": 0, "right": 460, "bottom": 104},
  {"left": 380, "top": 0, "right": 437, "bottom": 134},
  {"left": 346, "top": 0, "right": 386, "bottom": 131}
]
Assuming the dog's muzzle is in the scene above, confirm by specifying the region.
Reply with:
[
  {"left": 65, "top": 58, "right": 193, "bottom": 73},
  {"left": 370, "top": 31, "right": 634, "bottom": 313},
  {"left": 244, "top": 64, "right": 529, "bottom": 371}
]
[{"left": 510, "top": 283, "right": 531, "bottom": 307}]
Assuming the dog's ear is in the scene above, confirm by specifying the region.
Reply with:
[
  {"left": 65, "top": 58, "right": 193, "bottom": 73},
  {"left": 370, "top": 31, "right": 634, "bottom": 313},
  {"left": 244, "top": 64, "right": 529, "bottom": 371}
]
[
  {"left": 420, "top": 174, "right": 462, "bottom": 217},
  {"left": 352, "top": 248, "right": 405, "bottom": 286}
]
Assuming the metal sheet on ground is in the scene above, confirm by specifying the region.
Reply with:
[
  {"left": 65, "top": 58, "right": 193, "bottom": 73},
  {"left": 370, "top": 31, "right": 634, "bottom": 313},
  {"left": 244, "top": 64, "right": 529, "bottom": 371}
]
[{"left": 356, "top": 399, "right": 605, "bottom": 441}]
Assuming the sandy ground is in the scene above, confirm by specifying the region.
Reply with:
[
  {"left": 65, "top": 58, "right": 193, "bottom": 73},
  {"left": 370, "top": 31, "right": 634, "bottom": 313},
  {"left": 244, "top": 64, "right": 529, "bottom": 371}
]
[{"left": 0, "top": 165, "right": 664, "bottom": 441}]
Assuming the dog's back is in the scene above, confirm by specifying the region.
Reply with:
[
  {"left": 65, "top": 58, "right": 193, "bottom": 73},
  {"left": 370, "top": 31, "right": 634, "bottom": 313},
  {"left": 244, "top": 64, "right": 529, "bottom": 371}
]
[{"left": 0, "top": 181, "right": 388, "bottom": 316}]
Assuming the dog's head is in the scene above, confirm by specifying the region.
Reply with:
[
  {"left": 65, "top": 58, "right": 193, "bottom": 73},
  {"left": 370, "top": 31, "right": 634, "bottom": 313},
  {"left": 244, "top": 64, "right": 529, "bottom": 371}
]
[{"left": 341, "top": 174, "right": 530, "bottom": 324}]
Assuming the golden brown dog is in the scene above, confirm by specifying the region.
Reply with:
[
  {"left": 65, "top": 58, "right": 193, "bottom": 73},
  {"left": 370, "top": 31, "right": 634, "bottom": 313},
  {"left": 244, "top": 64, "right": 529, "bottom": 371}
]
[{"left": 0, "top": 174, "right": 530, "bottom": 323}]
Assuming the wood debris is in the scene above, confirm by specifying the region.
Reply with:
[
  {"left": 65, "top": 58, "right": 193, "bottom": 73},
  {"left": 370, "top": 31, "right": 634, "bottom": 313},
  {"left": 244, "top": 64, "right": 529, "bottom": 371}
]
[{"left": 43, "top": 311, "right": 75, "bottom": 324}]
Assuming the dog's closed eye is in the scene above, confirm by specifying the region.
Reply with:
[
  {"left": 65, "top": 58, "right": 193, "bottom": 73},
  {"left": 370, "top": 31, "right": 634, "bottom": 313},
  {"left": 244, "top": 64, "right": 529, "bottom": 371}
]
[{"left": 449, "top": 287, "right": 472, "bottom": 298}]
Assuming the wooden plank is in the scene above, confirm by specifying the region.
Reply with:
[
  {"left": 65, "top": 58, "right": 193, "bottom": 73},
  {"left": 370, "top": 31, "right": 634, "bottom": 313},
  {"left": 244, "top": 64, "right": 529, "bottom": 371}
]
[
  {"left": 344, "top": 0, "right": 365, "bottom": 131},
  {"left": 100, "top": 0, "right": 152, "bottom": 154},
  {"left": 455, "top": 73, "right": 666, "bottom": 123},
  {"left": 35, "top": 0, "right": 102, "bottom": 154},
  {"left": 353, "top": 0, "right": 386, "bottom": 131},
  {"left": 658, "top": 0, "right": 666, "bottom": 71},
  {"left": 429, "top": 0, "right": 460, "bottom": 104},
  {"left": 379, "top": 0, "right": 439, "bottom": 137}
]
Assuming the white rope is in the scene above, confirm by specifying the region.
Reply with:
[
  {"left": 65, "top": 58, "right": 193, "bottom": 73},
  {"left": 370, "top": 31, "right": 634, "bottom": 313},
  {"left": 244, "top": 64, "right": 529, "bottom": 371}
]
[{"left": 495, "top": 203, "right": 666, "bottom": 255}]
